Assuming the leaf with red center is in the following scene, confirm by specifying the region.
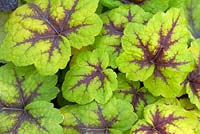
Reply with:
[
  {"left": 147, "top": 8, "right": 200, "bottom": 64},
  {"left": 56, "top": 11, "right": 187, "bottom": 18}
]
[
  {"left": 114, "top": 73, "right": 158, "bottom": 118},
  {"left": 0, "top": 63, "right": 62, "bottom": 134},
  {"left": 0, "top": 0, "right": 102, "bottom": 75},
  {"left": 183, "top": 39, "right": 200, "bottom": 109},
  {"left": 130, "top": 103, "right": 198, "bottom": 134},
  {"left": 62, "top": 49, "right": 118, "bottom": 104},
  {"left": 95, "top": 4, "right": 151, "bottom": 68},
  {"left": 117, "top": 8, "right": 194, "bottom": 97},
  {"left": 60, "top": 98, "right": 138, "bottom": 134}
]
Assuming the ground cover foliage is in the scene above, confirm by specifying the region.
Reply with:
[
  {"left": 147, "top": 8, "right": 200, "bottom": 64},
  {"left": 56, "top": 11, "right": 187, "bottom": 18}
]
[{"left": 0, "top": 0, "right": 200, "bottom": 133}]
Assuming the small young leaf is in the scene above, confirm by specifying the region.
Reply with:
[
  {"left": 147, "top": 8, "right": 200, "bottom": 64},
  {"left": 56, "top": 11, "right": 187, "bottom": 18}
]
[
  {"left": 114, "top": 73, "right": 158, "bottom": 118},
  {"left": 117, "top": 8, "right": 194, "bottom": 97},
  {"left": 62, "top": 49, "right": 118, "bottom": 104},
  {"left": 95, "top": 4, "right": 151, "bottom": 68},
  {"left": 0, "top": 63, "right": 62, "bottom": 134},
  {"left": 60, "top": 98, "right": 138, "bottom": 134},
  {"left": 0, "top": 0, "right": 102, "bottom": 75},
  {"left": 130, "top": 103, "right": 198, "bottom": 134}
]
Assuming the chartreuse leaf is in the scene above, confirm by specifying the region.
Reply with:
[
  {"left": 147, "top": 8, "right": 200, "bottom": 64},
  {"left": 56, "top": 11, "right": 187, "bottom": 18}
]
[
  {"left": 117, "top": 8, "right": 194, "bottom": 97},
  {"left": 60, "top": 98, "right": 138, "bottom": 134},
  {"left": 185, "top": 0, "right": 200, "bottom": 38},
  {"left": 95, "top": 5, "right": 151, "bottom": 68},
  {"left": 0, "top": 0, "right": 102, "bottom": 75},
  {"left": 100, "top": 0, "right": 169, "bottom": 14},
  {"left": 183, "top": 39, "right": 200, "bottom": 109},
  {"left": 0, "top": 11, "right": 9, "bottom": 45},
  {"left": 0, "top": 63, "right": 63, "bottom": 134},
  {"left": 114, "top": 73, "right": 158, "bottom": 118},
  {"left": 130, "top": 103, "right": 198, "bottom": 134},
  {"left": 62, "top": 49, "right": 118, "bottom": 104}
]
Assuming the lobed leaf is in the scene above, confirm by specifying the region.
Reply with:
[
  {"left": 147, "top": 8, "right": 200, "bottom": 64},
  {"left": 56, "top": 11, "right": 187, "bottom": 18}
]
[
  {"left": 95, "top": 4, "right": 151, "bottom": 68},
  {"left": 0, "top": 0, "right": 102, "bottom": 75},
  {"left": 114, "top": 73, "right": 158, "bottom": 118},
  {"left": 130, "top": 103, "right": 198, "bottom": 134},
  {"left": 0, "top": 63, "right": 62, "bottom": 134},
  {"left": 62, "top": 49, "right": 118, "bottom": 104},
  {"left": 117, "top": 8, "right": 194, "bottom": 97},
  {"left": 60, "top": 98, "right": 138, "bottom": 134}
]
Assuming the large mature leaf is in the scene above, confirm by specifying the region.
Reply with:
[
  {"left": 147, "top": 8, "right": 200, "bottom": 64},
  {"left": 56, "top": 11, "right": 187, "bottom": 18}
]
[
  {"left": 60, "top": 98, "right": 138, "bottom": 134},
  {"left": 117, "top": 8, "right": 194, "bottom": 97},
  {"left": 183, "top": 39, "right": 200, "bottom": 109},
  {"left": 114, "top": 73, "right": 157, "bottom": 118},
  {"left": 185, "top": 0, "right": 200, "bottom": 38},
  {"left": 0, "top": 0, "right": 102, "bottom": 75},
  {"left": 62, "top": 49, "right": 118, "bottom": 104},
  {"left": 0, "top": 11, "right": 9, "bottom": 44},
  {"left": 130, "top": 103, "right": 198, "bottom": 134},
  {"left": 95, "top": 4, "right": 151, "bottom": 68},
  {"left": 0, "top": 63, "right": 62, "bottom": 134},
  {"left": 100, "top": 0, "right": 169, "bottom": 14}
]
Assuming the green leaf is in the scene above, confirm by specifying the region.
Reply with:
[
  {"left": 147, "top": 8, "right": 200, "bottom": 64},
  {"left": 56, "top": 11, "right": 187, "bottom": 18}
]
[
  {"left": 185, "top": 0, "right": 200, "bottom": 38},
  {"left": 130, "top": 103, "right": 198, "bottom": 134},
  {"left": 183, "top": 39, "right": 200, "bottom": 110},
  {"left": 95, "top": 4, "right": 151, "bottom": 68},
  {"left": 0, "top": 11, "right": 9, "bottom": 45},
  {"left": 62, "top": 49, "right": 118, "bottom": 104},
  {"left": 114, "top": 73, "right": 158, "bottom": 118},
  {"left": 60, "top": 98, "right": 138, "bottom": 134},
  {"left": 0, "top": 0, "right": 102, "bottom": 75},
  {"left": 0, "top": 63, "right": 62, "bottom": 134},
  {"left": 117, "top": 8, "right": 194, "bottom": 97},
  {"left": 100, "top": 0, "right": 169, "bottom": 14}
]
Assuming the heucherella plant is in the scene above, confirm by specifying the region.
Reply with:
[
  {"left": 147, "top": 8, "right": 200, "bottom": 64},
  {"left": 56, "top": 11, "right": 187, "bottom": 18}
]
[
  {"left": 117, "top": 8, "right": 194, "bottom": 97},
  {"left": 1, "top": 0, "right": 200, "bottom": 134},
  {"left": 130, "top": 102, "right": 199, "bottom": 134},
  {"left": 60, "top": 98, "right": 138, "bottom": 134},
  {"left": 113, "top": 73, "right": 158, "bottom": 118},
  {"left": 0, "top": 63, "right": 63, "bottom": 134},
  {"left": 62, "top": 49, "right": 118, "bottom": 104},
  {"left": 183, "top": 39, "right": 200, "bottom": 109},
  {"left": 0, "top": 0, "right": 102, "bottom": 75},
  {"left": 95, "top": 4, "right": 151, "bottom": 68}
]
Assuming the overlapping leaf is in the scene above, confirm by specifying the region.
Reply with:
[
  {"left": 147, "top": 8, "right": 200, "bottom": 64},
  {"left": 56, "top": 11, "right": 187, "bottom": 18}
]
[
  {"left": 114, "top": 73, "right": 157, "bottom": 118},
  {"left": 60, "top": 98, "right": 138, "bottom": 134},
  {"left": 117, "top": 8, "right": 194, "bottom": 97},
  {"left": 183, "top": 39, "right": 200, "bottom": 109},
  {"left": 0, "top": 0, "right": 102, "bottom": 75},
  {"left": 62, "top": 49, "right": 118, "bottom": 104},
  {"left": 185, "top": 0, "right": 200, "bottom": 38},
  {"left": 100, "top": 0, "right": 169, "bottom": 14},
  {"left": 95, "top": 5, "right": 151, "bottom": 68},
  {"left": 0, "top": 63, "right": 63, "bottom": 134},
  {"left": 130, "top": 103, "right": 198, "bottom": 134}
]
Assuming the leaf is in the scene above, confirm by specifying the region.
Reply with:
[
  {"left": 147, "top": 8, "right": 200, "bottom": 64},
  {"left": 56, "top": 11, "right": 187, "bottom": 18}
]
[
  {"left": 0, "top": 0, "right": 18, "bottom": 11},
  {"left": 60, "top": 98, "right": 138, "bottom": 134},
  {"left": 185, "top": 0, "right": 200, "bottom": 38},
  {"left": 95, "top": 4, "right": 151, "bottom": 68},
  {"left": 0, "top": 11, "right": 9, "bottom": 45},
  {"left": 100, "top": 0, "right": 169, "bottom": 14},
  {"left": 130, "top": 103, "right": 198, "bottom": 134},
  {"left": 117, "top": 8, "right": 194, "bottom": 97},
  {"left": 114, "top": 73, "right": 158, "bottom": 118},
  {"left": 62, "top": 49, "right": 118, "bottom": 104},
  {"left": 0, "top": 63, "right": 62, "bottom": 134},
  {"left": 0, "top": 0, "right": 102, "bottom": 75},
  {"left": 183, "top": 39, "right": 200, "bottom": 109}
]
